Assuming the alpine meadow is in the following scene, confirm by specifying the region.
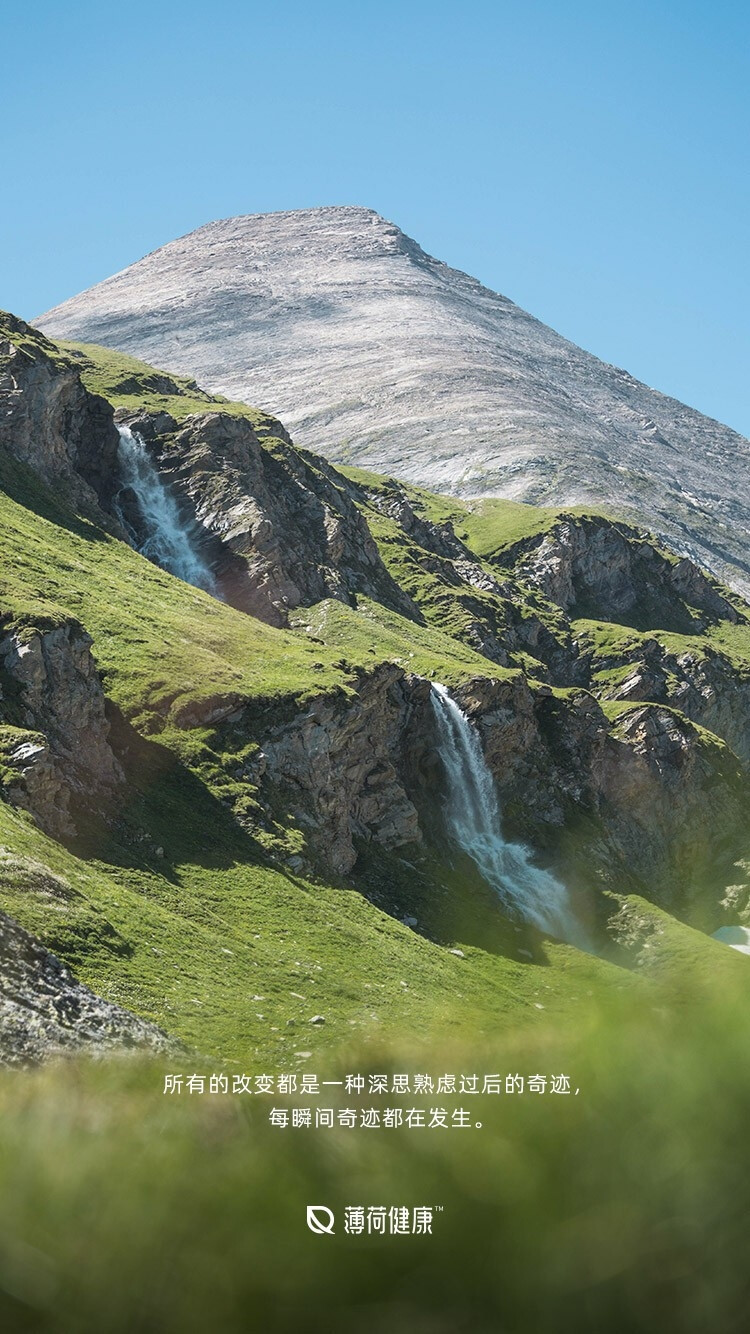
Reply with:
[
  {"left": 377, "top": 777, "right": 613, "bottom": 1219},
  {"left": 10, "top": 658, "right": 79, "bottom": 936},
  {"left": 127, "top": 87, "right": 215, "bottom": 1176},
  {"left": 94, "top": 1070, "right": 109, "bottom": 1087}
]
[{"left": 1, "top": 202, "right": 750, "bottom": 1334}]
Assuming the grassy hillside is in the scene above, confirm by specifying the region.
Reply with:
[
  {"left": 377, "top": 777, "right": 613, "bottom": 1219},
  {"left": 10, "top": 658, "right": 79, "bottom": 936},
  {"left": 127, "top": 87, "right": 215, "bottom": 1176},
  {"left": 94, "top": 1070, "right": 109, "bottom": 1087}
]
[
  {"left": 3, "top": 321, "right": 750, "bottom": 1334},
  {"left": 1, "top": 792, "right": 626, "bottom": 1064},
  {"left": 1, "top": 321, "right": 749, "bottom": 1072},
  {"left": 345, "top": 468, "right": 750, "bottom": 692},
  {"left": 0, "top": 382, "right": 629, "bottom": 1063}
]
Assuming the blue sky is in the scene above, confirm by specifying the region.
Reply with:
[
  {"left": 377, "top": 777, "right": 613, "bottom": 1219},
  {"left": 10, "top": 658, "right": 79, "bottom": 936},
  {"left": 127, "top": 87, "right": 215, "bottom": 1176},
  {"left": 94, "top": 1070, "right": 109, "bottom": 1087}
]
[{"left": 2, "top": 0, "right": 748, "bottom": 435}]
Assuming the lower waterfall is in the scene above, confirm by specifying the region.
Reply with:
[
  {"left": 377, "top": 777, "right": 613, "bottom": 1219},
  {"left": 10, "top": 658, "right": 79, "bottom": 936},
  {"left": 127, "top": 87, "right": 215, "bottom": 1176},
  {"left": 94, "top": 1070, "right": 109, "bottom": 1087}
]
[
  {"left": 114, "top": 425, "right": 215, "bottom": 592},
  {"left": 430, "top": 683, "right": 581, "bottom": 943}
]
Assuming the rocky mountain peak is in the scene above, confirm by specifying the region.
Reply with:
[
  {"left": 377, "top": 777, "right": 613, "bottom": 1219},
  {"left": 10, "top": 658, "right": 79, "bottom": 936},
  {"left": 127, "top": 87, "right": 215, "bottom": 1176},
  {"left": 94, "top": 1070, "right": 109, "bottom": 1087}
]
[{"left": 37, "top": 208, "right": 750, "bottom": 602}]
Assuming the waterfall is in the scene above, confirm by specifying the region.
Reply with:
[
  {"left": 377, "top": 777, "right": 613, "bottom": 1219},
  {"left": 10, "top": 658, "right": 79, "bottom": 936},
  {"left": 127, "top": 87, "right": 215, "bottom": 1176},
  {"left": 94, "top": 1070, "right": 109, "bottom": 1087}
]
[
  {"left": 712, "top": 926, "right": 750, "bottom": 956},
  {"left": 114, "top": 425, "right": 215, "bottom": 593},
  {"left": 430, "top": 683, "right": 581, "bottom": 943}
]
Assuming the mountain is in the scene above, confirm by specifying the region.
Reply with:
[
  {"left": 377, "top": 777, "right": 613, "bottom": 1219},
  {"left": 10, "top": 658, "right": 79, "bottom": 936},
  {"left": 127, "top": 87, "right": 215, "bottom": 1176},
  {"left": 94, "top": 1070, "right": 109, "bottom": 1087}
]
[
  {"left": 37, "top": 205, "right": 750, "bottom": 600},
  {"left": 2, "top": 310, "right": 750, "bottom": 1064}
]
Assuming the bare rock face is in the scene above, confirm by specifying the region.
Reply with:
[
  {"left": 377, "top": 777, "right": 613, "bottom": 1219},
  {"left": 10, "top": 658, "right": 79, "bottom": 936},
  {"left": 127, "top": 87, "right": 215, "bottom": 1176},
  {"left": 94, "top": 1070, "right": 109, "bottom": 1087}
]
[
  {"left": 0, "top": 727, "right": 73, "bottom": 839},
  {"left": 0, "top": 907, "right": 172, "bottom": 1066},
  {"left": 459, "top": 676, "right": 608, "bottom": 829},
  {"left": 0, "top": 622, "right": 122, "bottom": 837},
  {"left": 454, "top": 676, "right": 748, "bottom": 921},
  {"left": 121, "top": 407, "right": 418, "bottom": 626},
  {"left": 515, "top": 516, "right": 740, "bottom": 631},
  {"left": 470, "top": 514, "right": 750, "bottom": 769},
  {"left": 256, "top": 664, "right": 422, "bottom": 875},
  {"left": 581, "top": 636, "right": 750, "bottom": 767},
  {"left": 205, "top": 657, "right": 748, "bottom": 926},
  {"left": 0, "top": 312, "right": 120, "bottom": 516},
  {"left": 594, "top": 706, "right": 746, "bottom": 914},
  {"left": 36, "top": 206, "right": 750, "bottom": 599}
]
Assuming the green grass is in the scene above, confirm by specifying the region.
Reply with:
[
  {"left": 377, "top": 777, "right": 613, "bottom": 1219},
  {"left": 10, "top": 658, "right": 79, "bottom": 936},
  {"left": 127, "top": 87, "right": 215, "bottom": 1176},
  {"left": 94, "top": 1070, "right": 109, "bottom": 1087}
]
[
  {"left": 0, "top": 435, "right": 631, "bottom": 1062},
  {"left": 3, "top": 321, "right": 750, "bottom": 1329},
  {"left": 0, "top": 448, "right": 357, "bottom": 730},
  {"left": 574, "top": 617, "right": 750, "bottom": 691},
  {"left": 2, "top": 973, "right": 750, "bottom": 1332},
  {"left": 0, "top": 785, "right": 629, "bottom": 1065},
  {"left": 0, "top": 311, "right": 72, "bottom": 372},
  {"left": 2, "top": 316, "right": 749, "bottom": 1067},
  {"left": 338, "top": 468, "right": 568, "bottom": 559},
  {"left": 289, "top": 596, "right": 516, "bottom": 685},
  {"left": 451, "top": 495, "right": 566, "bottom": 558},
  {"left": 0, "top": 343, "right": 651, "bottom": 1066},
  {"left": 59, "top": 338, "right": 274, "bottom": 426},
  {"left": 336, "top": 476, "right": 575, "bottom": 677}
]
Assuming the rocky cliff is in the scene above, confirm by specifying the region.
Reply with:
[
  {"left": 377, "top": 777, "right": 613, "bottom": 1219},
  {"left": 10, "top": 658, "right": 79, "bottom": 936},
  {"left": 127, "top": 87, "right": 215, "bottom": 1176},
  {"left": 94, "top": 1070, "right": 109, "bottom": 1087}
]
[
  {"left": 121, "top": 405, "right": 418, "bottom": 626},
  {"left": 0, "top": 621, "right": 122, "bottom": 839},
  {"left": 0, "top": 903, "right": 172, "bottom": 1066},
  {"left": 1, "top": 310, "right": 749, "bottom": 1062},
  {"left": 0, "top": 312, "right": 121, "bottom": 521}
]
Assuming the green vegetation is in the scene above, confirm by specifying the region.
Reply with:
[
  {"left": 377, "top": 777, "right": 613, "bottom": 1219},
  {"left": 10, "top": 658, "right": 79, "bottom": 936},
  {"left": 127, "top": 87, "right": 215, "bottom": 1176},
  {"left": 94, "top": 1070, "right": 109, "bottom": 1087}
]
[
  {"left": 1, "top": 317, "right": 748, "bottom": 1069},
  {"left": 450, "top": 494, "right": 567, "bottom": 557},
  {"left": 0, "top": 395, "right": 624, "bottom": 1063},
  {"left": 0, "top": 771, "right": 626, "bottom": 1064},
  {"left": 340, "top": 466, "right": 567, "bottom": 559},
  {"left": 575, "top": 617, "right": 750, "bottom": 689},
  {"left": 0, "top": 311, "right": 72, "bottom": 371},
  {"left": 2, "top": 317, "right": 750, "bottom": 1331},
  {"left": 339, "top": 469, "right": 566, "bottom": 555},
  {"left": 335, "top": 475, "right": 572, "bottom": 678},
  {"left": 0, "top": 450, "right": 346, "bottom": 729},
  {"left": 289, "top": 596, "right": 514, "bottom": 685},
  {"left": 2, "top": 976, "right": 750, "bottom": 1332},
  {"left": 60, "top": 338, "right": 273, "bottom": 426}
]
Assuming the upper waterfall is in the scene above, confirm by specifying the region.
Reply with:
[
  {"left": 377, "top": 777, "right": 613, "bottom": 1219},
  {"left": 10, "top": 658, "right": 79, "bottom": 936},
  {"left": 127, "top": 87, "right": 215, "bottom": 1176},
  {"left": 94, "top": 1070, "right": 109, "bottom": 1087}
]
[
  {"left": 114, "top": 425, "right": 216, "bottom": 593},
  {"left": 430, "top": 683, "right": 581, "bottom": 944}
]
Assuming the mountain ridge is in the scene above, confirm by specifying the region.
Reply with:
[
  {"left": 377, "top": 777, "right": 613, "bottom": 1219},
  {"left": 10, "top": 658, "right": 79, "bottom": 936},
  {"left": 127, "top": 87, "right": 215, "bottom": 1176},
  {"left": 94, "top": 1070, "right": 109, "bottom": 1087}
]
[{"left": 37, "top": 206, "right": 750, "bottom": 601}]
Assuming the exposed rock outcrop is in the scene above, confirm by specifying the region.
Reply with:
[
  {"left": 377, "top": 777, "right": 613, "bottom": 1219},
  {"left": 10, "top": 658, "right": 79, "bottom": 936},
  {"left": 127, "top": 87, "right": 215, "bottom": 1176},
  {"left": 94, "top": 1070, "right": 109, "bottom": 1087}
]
[
  {"left": 346, "top": 483, "right": 750, "bottom": 772},
  {"left": 0, "top": 312, "right": 121, "bottom": 518},
  {"left": 0, "top": 908, "right": 172, "bottom": 1066},
  {"left": 245, "top": 664, "right": 423, "bottom": 875},
  {"left": 119, "top": 408, "right": 420, "bottom": 626},
  {"left": 453, "top": 677, "right": 748, "bottom": 921},
  {"left": 511, "top": 516, "right": 740, "bottom": 632},
  {"left": 0, "top": 621, "right": 122, "bottom": 837},
  {"left": 582, "top": 636, "right": 750, "bottom": 766},
  {"left": 2, "top": 305, "right": 749, "bottom": 950},
  {"left": 198, "top": 657, "right": 750, "bottom": 928},
  {"left": 0, "top": 726, "right": 72, "bottom": 839}
]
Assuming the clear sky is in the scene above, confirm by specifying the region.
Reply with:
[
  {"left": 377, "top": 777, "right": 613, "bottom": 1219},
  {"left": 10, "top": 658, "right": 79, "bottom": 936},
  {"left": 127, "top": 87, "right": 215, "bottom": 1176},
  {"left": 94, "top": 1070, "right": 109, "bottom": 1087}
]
[{"left": 2, "top": 0, "right": 748, "bottom": 435}]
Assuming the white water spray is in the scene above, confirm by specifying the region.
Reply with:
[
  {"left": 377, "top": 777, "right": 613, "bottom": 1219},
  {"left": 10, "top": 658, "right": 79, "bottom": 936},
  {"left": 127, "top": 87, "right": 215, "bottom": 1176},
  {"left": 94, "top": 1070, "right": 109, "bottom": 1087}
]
[
  {"left": 115, "top": 425, "right": 215, "bottom": 593},
  {"left": 712, "top": 926, "right": 750, "bottom": 956},
  {"left": 430, "top": 683, "right": 580, "bottom": 943}
]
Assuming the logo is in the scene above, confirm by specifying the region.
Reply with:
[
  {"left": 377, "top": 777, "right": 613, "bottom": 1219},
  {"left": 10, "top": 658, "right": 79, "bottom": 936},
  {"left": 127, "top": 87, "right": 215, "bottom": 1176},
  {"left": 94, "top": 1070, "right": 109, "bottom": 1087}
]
[
  {"left": 306, "top": 1205, "right": 335, "bottom": 1235},
  {"left": 306, "top": 1204, "right": 440, "bottom": 1235}
]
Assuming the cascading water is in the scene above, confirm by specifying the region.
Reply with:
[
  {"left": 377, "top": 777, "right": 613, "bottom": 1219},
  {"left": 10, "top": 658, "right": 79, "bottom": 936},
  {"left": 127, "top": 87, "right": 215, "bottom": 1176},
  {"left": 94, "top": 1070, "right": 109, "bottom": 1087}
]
[
  {"left": 114, "top": 425, "right": 216, "bottom": 593},
  {"left": 430, "top": 682, "right": 581, "bottom": 944}
]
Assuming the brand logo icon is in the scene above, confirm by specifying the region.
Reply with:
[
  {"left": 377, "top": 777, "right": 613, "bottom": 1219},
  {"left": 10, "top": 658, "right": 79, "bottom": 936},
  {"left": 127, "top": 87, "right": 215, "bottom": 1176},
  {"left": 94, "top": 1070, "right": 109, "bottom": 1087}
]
[{"left": 306, "top": 1205, "right": 335, "bottom": 1235}]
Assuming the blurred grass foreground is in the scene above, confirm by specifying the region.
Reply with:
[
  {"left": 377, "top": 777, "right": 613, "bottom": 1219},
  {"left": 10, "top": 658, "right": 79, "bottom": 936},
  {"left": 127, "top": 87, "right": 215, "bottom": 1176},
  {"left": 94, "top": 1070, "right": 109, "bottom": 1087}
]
[{"left": 1, "top": 974, "right": 750, "bottom": 1334}]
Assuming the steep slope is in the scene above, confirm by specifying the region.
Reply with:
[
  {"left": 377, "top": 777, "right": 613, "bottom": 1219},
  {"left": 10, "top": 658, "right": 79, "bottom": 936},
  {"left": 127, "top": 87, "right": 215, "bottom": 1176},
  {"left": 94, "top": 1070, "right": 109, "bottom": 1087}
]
[
  {"left": 2, "top": 313, "right": 750, "bottom": 1066},
  {"left": 36, "top": 206, "right": 750, "bottom": 599}
]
